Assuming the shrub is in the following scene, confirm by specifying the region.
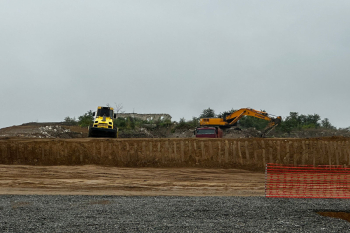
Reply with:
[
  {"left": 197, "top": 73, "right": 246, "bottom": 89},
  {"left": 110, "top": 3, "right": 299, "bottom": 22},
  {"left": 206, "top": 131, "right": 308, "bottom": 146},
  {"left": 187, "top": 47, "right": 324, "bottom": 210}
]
[
  {"left": 64, "top": 116, "right": 78, "bottom": 125},
  {"left": 78, "top": 110, "right": 94, "bottom": 127}
]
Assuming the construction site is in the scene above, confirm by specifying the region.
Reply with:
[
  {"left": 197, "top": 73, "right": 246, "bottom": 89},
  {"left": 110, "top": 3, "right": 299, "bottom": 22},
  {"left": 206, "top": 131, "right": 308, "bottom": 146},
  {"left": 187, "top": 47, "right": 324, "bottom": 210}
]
[
  {"left": 0, "top": 108, "right": 350, "bottom": 230},
  {"left": 3, "top": 1, "right": 350, "bottom": 230},
  {"left": 1, "top": 110, "right": 350, "bottom": 231},
  {"left": 0, "top": 106, "right": 350, "bottom": 198}
]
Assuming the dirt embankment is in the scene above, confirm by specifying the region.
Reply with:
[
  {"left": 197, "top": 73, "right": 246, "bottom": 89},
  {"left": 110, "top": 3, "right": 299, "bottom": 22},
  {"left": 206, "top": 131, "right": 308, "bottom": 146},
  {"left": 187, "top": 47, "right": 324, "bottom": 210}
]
[
  {"left": 0, "top": 123, "right": 348, "bottom": 197},
  {"left": 1, "top": 137, "right": 349, "bottom": 171}
]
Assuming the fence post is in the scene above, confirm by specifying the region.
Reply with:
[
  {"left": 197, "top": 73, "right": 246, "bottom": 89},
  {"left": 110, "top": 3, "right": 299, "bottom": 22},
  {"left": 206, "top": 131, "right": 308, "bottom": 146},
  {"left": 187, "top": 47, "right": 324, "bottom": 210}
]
[
  {"left": 302, "top": 141, "right": 306, "bottom": 165},
  {"left": 232, "top": 141, "right": 237, "bottom": 164},
  {"left": 238, "top": 141, "right": 243, "bottom": 165},
  {"left": 334, "top": 142, "right": 339, "bottom": 165},
  {"left": 225, "top": 140, "right": 229, "bottom": 163},
  {"left": 209, "top": 141, "right": 213, "bottom": 160},
  {"left": 218, "top": 141, "right": 222, "bottom": 164},
  {"left": 149, "top": 142, "right": 152, "bottom": 158},
  {"left": 293, "top": 142, "right": 298, "bottom": 166},
  {"left": 261, "top": 141, "right": 266, "bottom": 167},
  {"left": 201, "top": 141, "right": 205, "bottom": 160},
  {"left": 347, "top": 141, "right": 350, "bottom": 165},
  {"left": 253, "top": 141, "right": 258, "bottom": 164},
  {"left": 174, "top": 141, "right": 177, "bottom": 161},
  {"left": 286, "top": 142, "right": 290, "bottom": 164},
  {"left": 181, "top": 141, "right": 184, "bottom": 162},
  {"left": 268, "top": 141, "right": 273, "bottom": 163},
  {"left": 245, "top": 141, "right": 249, "bottom": 162},
  {"left": 277, "top": 141, "right": 281, "bottom": 163}
]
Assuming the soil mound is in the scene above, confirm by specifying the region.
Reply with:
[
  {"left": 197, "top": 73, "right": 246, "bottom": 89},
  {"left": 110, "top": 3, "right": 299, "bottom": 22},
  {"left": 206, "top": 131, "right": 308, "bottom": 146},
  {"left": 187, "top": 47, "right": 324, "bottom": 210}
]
[{"left": 0, "top": 122, "right": 87, "bottom": 139}]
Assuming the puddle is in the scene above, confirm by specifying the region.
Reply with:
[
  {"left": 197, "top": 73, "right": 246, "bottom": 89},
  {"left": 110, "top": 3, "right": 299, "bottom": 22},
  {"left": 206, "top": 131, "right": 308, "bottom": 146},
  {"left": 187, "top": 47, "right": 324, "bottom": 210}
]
[{"left": 317, "top": 211, "right": 350, "bottom": 222}]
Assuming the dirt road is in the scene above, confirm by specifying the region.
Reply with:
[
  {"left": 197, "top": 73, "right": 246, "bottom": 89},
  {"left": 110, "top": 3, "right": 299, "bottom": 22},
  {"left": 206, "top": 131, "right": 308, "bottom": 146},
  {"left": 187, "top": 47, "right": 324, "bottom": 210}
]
[{"left": 0, "top": 165, "right": 265, "bottom": 196}]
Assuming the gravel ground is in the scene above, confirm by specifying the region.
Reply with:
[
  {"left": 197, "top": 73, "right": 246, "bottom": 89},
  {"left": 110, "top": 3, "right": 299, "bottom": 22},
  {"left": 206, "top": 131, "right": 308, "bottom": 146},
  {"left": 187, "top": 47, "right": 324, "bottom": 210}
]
[{"left": 1, "top": 196, "right": 350, "bottom": 232}]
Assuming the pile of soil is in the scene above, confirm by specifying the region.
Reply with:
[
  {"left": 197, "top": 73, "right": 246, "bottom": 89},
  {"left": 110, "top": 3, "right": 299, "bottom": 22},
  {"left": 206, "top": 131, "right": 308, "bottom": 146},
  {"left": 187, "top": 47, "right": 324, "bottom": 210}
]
[
  {"left": 0, "top": 122, "right": 87, "bottom": 139},
  {"left": 1, "top": 122, "right": 349, "bottom": 139}
]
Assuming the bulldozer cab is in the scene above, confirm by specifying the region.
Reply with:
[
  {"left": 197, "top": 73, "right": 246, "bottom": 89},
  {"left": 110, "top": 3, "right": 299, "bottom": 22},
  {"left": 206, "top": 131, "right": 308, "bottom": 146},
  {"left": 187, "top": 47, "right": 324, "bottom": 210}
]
[
  {"left": 95, "top": 108, "right": 113, "bottom": 118},
  {"left": 93, "top": 107, "right": 116, "bottom": 118}
]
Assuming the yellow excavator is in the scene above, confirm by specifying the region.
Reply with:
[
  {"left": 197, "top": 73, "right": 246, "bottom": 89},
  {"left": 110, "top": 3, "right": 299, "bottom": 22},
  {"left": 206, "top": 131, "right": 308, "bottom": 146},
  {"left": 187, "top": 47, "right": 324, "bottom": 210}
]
[
  {"left": 199, "top": 108, "right": 282, "bottom": 137},
  {"left": 88, "top": 106, "right": 117, "bottom": 138}
]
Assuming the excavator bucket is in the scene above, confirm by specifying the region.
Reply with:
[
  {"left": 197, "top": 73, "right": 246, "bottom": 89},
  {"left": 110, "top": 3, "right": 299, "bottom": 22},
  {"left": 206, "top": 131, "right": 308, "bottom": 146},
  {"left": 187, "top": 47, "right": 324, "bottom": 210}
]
[{"left": 261, "top": 117, "right": 282, "bottom": 137}]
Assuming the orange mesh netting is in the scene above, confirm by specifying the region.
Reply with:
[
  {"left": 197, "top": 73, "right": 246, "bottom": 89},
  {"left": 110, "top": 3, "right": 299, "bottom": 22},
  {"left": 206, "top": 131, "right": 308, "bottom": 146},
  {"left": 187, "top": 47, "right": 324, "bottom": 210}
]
[{"left": 265, "top": 163, "right": 350, "bottom": 198}]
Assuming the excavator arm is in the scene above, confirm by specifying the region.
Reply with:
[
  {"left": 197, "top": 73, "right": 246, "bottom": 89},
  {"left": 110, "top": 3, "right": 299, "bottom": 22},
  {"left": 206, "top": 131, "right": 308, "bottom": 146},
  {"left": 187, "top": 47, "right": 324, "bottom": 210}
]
[
  {"left": 224, "top": 108, "right": 274, "bottom": 126},
  {"left": 200, "top": 108, "right": 281, "bottom": 137}
]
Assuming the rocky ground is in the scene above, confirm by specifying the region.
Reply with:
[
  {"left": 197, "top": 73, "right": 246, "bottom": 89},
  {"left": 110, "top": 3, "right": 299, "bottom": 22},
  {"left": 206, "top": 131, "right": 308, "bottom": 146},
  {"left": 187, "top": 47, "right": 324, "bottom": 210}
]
[{"left": 0, "top": 122, "right": 88, "bottom": 139}]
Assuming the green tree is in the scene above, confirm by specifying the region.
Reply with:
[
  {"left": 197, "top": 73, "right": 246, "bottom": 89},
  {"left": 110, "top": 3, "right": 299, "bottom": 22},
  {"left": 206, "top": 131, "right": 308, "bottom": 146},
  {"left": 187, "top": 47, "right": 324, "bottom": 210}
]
[
  {"left": 217, "top": 109, "right": 236, "bottom": 118},
  {"left": 239, "top": 115, "right": 269, "bottom": 130},
  {"left": 286, "top": 112, "right": 300, "bottom": 129},
  {"left": 321, "top": 118, "right": 335, "bottom": 129},
  {"left": 200, "top": 108, "right": 215, "bottom": 118},
  {"left": 282, "top": 112, "right": 303, "bottom": 130},
  {"left": 114, "top": 116, "right": 136, "bottom": 130},
  {"left": 155, "top": 118, "right": 172, "bottom": 127},
  {"left": 64, "top": 116, "right": 78, "bottom": 125},
  {"left": 126, "top": 117, "right": 135, "bottom": 129},
  {"left": 176, "top": 118, "right": 188, "bottom": 129},
  {"left": 299, "top": 114, "right": 321, "bottom": 129},
  {"left": 189, "top": 117, "right": 199, "bottom": 128},
  {"left": 114, "top": 117, "right": 127, "bottom": 129},
  {"left": 278, "top": 112, "right": 324, "bottom": 133},
  {"left": 278, "top": 117, "right": 294, "bottom": 134},
  {"left": 78, "top": 110, "right": 94, "bottom": 127}
]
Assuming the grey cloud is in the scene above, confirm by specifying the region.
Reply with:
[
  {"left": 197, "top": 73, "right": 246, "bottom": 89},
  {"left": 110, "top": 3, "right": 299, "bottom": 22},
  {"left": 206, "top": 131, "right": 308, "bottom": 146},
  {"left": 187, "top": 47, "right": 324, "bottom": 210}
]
[{"left": 1, "top": 1, "right": 350, "bottom": 128}]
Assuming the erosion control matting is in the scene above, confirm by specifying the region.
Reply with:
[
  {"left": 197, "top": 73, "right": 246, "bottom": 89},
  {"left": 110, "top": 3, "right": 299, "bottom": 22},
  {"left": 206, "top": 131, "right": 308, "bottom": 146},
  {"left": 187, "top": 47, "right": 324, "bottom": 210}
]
[{"left": 1, "top": 137, "right": 349, "bottom": 169}]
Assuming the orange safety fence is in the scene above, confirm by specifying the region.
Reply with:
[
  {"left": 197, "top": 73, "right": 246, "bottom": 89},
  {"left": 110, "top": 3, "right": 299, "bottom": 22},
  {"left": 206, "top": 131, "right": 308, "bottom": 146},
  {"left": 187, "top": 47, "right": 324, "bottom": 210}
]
[{"left": 265, "top": 163, "right": 350, "bottom": 198}]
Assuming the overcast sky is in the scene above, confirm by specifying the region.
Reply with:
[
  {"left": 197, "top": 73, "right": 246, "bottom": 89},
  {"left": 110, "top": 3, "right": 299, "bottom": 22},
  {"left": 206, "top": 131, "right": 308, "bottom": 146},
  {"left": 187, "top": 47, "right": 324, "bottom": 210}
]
[{"left": 1, "top": 1, "right": 350, "bottom": 129}]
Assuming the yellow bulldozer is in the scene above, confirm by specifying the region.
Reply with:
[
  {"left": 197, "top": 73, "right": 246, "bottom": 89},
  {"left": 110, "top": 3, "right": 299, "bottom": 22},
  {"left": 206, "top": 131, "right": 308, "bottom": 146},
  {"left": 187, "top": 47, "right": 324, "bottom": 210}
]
[{"left": 88, "top": 106, "right": 117, "bottom": 138}]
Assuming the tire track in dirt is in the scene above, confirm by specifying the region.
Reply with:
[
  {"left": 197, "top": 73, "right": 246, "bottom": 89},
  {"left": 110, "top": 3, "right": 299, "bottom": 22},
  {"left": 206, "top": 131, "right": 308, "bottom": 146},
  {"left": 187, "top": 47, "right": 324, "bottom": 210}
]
[{"left": 0, "top": 165, "right": 265, "bottom": 196}]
